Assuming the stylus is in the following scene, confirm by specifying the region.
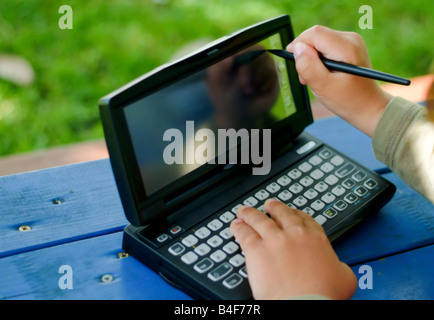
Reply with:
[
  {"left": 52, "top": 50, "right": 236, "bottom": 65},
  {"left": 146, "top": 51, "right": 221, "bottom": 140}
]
[{"left": 267, "top": 49, "right": 411, "bottom": 86}]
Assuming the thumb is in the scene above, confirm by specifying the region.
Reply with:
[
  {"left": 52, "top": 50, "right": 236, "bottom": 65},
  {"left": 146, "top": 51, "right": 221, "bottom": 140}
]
[{"left": 291, "top": 41, "right": 330, "bottom": 88}]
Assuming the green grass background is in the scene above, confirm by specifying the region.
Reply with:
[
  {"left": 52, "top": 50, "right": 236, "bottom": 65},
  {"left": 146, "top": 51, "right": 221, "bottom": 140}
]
[{"left": 0, "top": 0, "right": 433, "bottom": 156}]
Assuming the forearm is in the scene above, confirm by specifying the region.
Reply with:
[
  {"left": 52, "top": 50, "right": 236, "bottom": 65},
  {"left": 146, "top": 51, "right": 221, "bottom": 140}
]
[{"left": 372, "top": 96, "right": 434, "bottom": 203}]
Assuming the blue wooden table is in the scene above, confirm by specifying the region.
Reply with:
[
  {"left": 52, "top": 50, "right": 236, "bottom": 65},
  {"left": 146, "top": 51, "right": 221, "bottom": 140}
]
[{"left": 1, "top": 116, "right": 433, "bottom": 300}]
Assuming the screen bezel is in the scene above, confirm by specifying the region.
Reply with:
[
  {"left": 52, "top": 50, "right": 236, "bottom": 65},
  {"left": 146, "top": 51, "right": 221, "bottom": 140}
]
[{"left": 99, "top": 15, "right": 313, "bottom": 226}]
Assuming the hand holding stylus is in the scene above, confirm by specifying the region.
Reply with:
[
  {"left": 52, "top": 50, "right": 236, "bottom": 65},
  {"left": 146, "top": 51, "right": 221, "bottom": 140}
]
[
  {"left": 230, "top": 26, "right": 405, "bottom": 300},
  {"left": 287, "top": 25, "right": 395, "bottom": 137}
]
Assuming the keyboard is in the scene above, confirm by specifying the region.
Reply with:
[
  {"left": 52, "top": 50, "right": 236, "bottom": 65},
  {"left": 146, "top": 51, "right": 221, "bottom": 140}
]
[{"left": 155, "top": 146, "right": 384, "bottom": 294}]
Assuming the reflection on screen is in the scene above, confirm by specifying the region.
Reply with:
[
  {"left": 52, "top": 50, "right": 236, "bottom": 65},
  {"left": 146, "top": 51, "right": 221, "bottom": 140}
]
[{"left": 124, "top": 32, "right": 297, "bottom": 195}]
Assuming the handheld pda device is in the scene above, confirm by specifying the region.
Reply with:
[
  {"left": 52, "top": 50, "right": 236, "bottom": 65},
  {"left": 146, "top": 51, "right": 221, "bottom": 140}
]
[{"left": 99, "top": 15, "right": 395, "bottom": 299}]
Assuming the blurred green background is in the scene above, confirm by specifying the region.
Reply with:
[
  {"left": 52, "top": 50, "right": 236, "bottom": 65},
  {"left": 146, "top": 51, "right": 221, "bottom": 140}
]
[{"left": 0, "top": 0, "right": 433, "bottom": 156}]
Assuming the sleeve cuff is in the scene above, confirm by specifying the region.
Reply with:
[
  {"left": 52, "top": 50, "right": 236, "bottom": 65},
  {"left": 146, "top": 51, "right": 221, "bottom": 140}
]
[{"left": 372, "top": 96, "right": 424, "bottom": 169}]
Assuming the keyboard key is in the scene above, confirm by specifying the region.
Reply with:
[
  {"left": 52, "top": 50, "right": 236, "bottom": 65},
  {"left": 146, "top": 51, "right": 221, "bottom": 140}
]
[
  {"left": 314, "top": 215, "right": 327, "bottom": 225},
  {"left": 314, "top": 181, "right": 328, "bottom": 193},
  {"left": 223, "top": 273, "right": 243, "bottom": 289},
  {"left": 320, "top": 162, "right": 334, "bottom": 173},
  {"left": 331, "top": 185, "right": 346, "bottom": 196},
  {"left": 207, "top": 235, "right": 223, "bottom": 247},
  {"left": 266, "top": 182, "right": 281, "bottom": 193},
  {"left": 342, "top": 178, "right": 356, "bottom": 189},
  {"left": 344, "top": 193, "right": 358, "bottom": 204},
  {"left": 182, "top": 234, "right": 198, "bottom": 247},
  {"left": 330, "top": 155, "right": 344, "bottom": 166},
  {"left": 323, "top": 208, "right": 338, "bottom": 219},
  {"left": 255, "top": 189, "right": 269, "bottom": 201},
  {"left": 298, "top": 162, "right": 312, "bottom": 173},
  {"left": 293, "top": 196, "right": 308, "bottom": 207},
  {"left": 229, "top": 254, "right": 245, "bottom": 267},
  {"left": 243, "top": 196, "right": 258, "bottom": 207},
  {"left": 181, "top": 251, "right": 198, "bottom": 265},
  {"left": 208, "top": 219, "right": 223, "bottom": 231},
  {"left": 194, "top": 258, "right": 214, "bottom": 273},
  {"left": 210, "top": 249, "right": 227, "bottom": 263},
  {"left": 168, "top": 243, "right": 185, "bottom": 256},
  {"left": 336, "top": 163, "right": 356, "bottom": 178},
  {"left": 219, "top": 211, "right": 235, "bottom": 223},
  {"left": 364, "top": 178, "right": 378, "bottom": 190},
  {"left": 278, "top": 190, "right": 293, "bottom": 201},
  {"left": 194, "top": 243, "right": 211, "bottom": 256},
  {"left": 319, "top": 148, "right": 332, "bottom": 159},
  {"left": 302, "top": 207, "right": 315, "bottom": 216},
  {"left": 325, "top": 174, "right": 339, "bottom": 185},
  {"left": 296, "top": 140, "right": 316, "bottom": 154},
  {"left": 354, "top": 186, "right": 368, "bottom": 196},
  {"left": 352, "top": 170, "right": 367, "bottom": 182},
  {"left": 304, "top": 188, "right": 318, "bottom": 200},
  {"left": 334, "top": 200, "right": 348, "bottom": 211},
  {"left": 277, "top": 175, "right": 291, "bottom": 186},
  {"left": 219, "top": 227, "right": 233, "bottom": 240},
  {"left": 288, "top": 168, "right": 302, "bottom": 179},
  {"left": 311, "top": 199, "right": 325, "bottom": 211},
  {"left": 231, "top": 204, "right": 243, "bottom": 214},
  {"left": 156, "top": 233, "right": 169, "bottom": 243},
  {"left": 223, "top": 241, "right": 239, "bottom": 254},
  {"left": 299, "top": 176, "right": 314, "bottom": 187},
  {"left": 195, "top": 226, "right": 211, "bottom": 239},
  {"left": 169, "top": 226, "right": 182, "bottom": 235},
  {"left": 310, "top": 169, "right": 324, "bottom": 180},
  {"left": 289, "top": 182, "right": 303, "bottom": 194},
  {"left": 208, "top": 263, "right": 233, "bottom": 281},
  {"left": 321, "top": 192, "right": 336, "bottom": 204},
  {"left": 308, "top": 155, "right": 323, "bottom": 166}
]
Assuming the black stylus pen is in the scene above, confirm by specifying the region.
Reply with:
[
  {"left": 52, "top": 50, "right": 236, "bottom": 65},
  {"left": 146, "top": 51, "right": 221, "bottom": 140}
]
[{"left": 267, "top": 49, "right": 411, "bottom": 86}]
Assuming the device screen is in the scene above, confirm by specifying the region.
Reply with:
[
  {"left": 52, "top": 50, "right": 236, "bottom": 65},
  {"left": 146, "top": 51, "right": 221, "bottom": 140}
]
[{"left": 124, "top": 32, "right": 297, "bottom": 195}]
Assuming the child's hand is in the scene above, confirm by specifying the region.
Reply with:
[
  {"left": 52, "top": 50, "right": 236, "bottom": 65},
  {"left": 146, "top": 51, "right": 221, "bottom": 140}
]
[
  {"left": 230, "top": 199, "right": 357, "bottom": 300},
  {"left": 286, "top": 25, "right": 392, "bottom": 137}
]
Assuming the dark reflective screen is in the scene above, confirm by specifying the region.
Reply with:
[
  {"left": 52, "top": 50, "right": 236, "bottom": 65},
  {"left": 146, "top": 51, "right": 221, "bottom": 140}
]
[{"left": 124, "top": 33, "right": 297, "bottom": 195}]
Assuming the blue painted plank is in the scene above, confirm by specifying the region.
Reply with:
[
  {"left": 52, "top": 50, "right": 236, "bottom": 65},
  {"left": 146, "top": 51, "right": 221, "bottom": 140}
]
[
  {"left": 0, "top": 159, "right": 128, "bottom": 258},
  {"left": 1, "top": 228, "right": 431, "bottom": 300},
  {"left": 334, "top": 172, "right": 434, "bottom": 265},
  {"left": 351, "top": 245, "right": 434, "bottom": 300},
  {"left": 0, "top": 232, "right": 190, "bottom": 300},
  {"left": 306, "top": 117, "right": 387, "bottom": 171}
]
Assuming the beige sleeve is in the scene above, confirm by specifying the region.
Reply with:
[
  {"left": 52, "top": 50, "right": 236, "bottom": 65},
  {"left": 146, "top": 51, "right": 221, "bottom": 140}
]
[{"left": 372, "top": 96, "right": 434, "bottom": 204}]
